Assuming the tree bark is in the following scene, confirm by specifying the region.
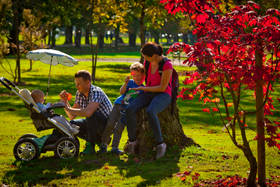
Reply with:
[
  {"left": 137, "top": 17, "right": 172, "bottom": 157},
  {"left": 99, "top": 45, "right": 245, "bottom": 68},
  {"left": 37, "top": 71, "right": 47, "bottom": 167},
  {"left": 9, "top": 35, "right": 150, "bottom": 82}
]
[
  {"left": 183, "top": 33, "right": 188, "bottom": 43},
  {"left": 85, "top": 26, "right": 90, "bottom": 45},
  {"left": 131, "top": 104, "right": 199, "bottom": 157},
  {"left": 139, "top": 3, "right": 145, "bottom": 63},
  {"left": 75, "top": 26, "right": 82, "bottom": 48},
  {"left": 255, "top": 43, "right": 266, "bottom": 187},
  {"left": 97, "top": 32, "right": 104, "bottom": 49},
  {"left": 114, "top": 26, "right": 120, "bottom": 48},
  {"left": 128, "top": 32, "right": 136, "bottom": 47},
  {"left": 51, "top": 27, "right": 56, "bottom": 48},
  {"left": 64, "top": 25, "right": 73, "bottom": 45},
  {"left": 242, "top": 147, "right": 257, "bottom": 187}
]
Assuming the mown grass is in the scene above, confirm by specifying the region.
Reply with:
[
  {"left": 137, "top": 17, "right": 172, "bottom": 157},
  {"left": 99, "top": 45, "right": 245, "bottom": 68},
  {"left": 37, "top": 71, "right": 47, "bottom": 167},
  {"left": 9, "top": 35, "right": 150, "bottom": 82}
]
[{"left": 0, "top": 57, "right": 279, "bottom": 186}]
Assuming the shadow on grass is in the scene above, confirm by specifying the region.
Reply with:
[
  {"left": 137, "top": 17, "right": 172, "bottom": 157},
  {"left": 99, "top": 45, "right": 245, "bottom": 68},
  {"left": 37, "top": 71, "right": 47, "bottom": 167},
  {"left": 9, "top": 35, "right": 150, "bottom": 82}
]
[{"left": 2, "top": 146, "right": 183, "bottom": 186}]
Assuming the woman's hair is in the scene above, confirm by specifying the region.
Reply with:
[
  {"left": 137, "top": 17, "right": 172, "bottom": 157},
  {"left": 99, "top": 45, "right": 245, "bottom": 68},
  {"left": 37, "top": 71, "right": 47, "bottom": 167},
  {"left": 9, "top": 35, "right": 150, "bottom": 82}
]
[
  {"left": 141, "top": 42, "right": 163, "bottom": 57},
  {"left": 130, "top": 62, "right": 144, "bottom": 73},
  {"left": 75, "top": 70, "right": 91, "bottom": 81}
]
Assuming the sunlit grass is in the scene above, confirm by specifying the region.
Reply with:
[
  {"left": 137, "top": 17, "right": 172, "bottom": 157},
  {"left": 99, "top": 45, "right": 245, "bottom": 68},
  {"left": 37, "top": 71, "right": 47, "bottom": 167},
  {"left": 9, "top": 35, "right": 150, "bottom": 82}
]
[{"left": 0, "top": 58, "right": 279, "bottom": 186}]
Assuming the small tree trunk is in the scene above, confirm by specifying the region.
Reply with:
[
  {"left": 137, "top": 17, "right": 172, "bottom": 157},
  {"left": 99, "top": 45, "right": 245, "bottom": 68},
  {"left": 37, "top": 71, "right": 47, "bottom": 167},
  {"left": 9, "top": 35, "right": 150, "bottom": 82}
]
[
  {"left": 129, "top": 32, "right": 136, "bottom": 47},
  {"left": 85, "top": 27, "right": 90, "bottom": 45},
  {"left": 183, "top": 33, "right": 188, "bottom": 43},
  {"left": 255, "top": 43, "right": 266, "bottom": 187},
  {"left": 114, "top": 26, "right": 120, "bottom": 48},
  {"left": 51, "top": 28, "right": 56, "bottom": 48},
  {"left": 64, "top": 25, "right": 73, "bottom": 45},
  {"left": 97, "top": 32, "right": 104, "bottom": 49},
  {"left": 132, "top": 104, "right": 199, "bottom": 157},
  {"left": 75, "top": 26, "right": 82, "bottom": 48},
  {"left": 29, "top": 60, "right": 32, "bottom": 71}
]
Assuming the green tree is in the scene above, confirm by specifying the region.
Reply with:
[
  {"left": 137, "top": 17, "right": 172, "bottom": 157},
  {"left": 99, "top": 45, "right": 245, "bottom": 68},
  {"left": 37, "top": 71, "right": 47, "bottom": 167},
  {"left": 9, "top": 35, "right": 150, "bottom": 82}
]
[{"left": 21, "top": 9, "right": 46, "bottom": 70}]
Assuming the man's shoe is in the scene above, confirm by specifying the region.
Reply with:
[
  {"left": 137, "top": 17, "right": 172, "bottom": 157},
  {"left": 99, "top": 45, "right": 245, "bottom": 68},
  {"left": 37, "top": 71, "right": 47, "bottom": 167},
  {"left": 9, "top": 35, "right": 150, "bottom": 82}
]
[
  {"left": 124, "top": 141, "right": 137, "bottom": 155},
  {"left": 156, "top": 143, "right": 166, "bottom": 159},
  {"left": 111, "top": 147, "right": 124, "bottom": 155},
  {"left": 98, "top": 144, "right": 107, "bottom": 153},
  {"left": 81, "top": 142, "right": 95, "bottom": 155}
]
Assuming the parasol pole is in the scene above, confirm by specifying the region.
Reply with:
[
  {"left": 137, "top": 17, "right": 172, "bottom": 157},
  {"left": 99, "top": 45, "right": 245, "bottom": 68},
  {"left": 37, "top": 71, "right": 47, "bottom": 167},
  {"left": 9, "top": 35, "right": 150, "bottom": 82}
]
[{"left": 46, "top": 56, "right": 53, "bottom": 100}]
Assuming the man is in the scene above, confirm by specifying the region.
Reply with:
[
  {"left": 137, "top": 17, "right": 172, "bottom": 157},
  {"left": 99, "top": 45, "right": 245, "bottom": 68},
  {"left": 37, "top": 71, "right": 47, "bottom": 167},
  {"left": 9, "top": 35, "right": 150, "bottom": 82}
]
[{"left": 60, "top": 70, "right": 112, "bottom": 154}]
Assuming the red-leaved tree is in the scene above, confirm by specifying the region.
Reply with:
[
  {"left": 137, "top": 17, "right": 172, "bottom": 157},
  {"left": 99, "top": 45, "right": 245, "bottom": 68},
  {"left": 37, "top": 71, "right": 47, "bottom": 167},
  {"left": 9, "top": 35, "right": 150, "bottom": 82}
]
[{"left": 161, "top": 0, "right": 280, "bottom": 186}]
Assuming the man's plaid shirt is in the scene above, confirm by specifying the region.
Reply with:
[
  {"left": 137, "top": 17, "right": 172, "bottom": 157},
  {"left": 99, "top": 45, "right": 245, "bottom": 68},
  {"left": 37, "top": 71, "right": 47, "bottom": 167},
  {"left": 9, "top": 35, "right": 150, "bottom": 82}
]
[{"left": 75, "top": 85, "right": 112, "bottom": 118}]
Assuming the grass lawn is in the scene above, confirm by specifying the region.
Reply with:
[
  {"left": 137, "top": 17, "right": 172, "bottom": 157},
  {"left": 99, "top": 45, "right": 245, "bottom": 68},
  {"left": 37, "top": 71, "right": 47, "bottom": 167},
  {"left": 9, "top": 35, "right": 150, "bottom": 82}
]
[{"left": 0, "top": 58, "right": 279, "bottom": 186}]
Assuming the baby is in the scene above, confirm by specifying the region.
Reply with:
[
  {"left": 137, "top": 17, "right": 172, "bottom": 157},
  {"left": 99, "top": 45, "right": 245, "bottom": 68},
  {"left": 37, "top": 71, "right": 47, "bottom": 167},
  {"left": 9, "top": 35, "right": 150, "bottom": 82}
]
[
  {"left": 31, "top": 89, "right": 79, "bottom": 135},
  {"left": 100, "top": 62, "right": 145, "bottom": 154}
]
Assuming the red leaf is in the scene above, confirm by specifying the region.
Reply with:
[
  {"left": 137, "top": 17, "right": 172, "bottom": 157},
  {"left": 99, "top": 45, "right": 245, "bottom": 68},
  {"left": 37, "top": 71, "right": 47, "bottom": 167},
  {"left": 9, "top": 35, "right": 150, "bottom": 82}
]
[
  {"left": 212, "top": 108, "right": 219, "bottom": 112},
  {"left": 202, "top": 108, "right": 210, "bottom": 113},
  {"left": 196, "top": 14, "right": 208, "bottom": 23}
]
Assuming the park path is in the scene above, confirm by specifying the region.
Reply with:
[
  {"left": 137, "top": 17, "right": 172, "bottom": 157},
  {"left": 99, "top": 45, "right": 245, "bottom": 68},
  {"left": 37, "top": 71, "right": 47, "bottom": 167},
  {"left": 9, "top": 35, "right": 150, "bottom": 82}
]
[{"left": 78, "top": 57, "right": 188, "bottom": 66}]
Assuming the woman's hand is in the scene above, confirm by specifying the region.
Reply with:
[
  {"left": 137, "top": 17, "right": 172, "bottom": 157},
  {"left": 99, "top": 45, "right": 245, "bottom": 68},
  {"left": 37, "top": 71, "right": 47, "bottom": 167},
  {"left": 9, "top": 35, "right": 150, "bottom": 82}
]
[{"left": 130, "top": 86, "right": 145, "bottom": 91}]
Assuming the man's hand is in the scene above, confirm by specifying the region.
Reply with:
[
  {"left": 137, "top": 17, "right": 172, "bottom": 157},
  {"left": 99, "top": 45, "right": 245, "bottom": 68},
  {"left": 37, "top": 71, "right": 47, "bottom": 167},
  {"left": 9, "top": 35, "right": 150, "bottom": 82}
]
[{"left": 59, "top": 90, "right": 68, "bottom": 102}]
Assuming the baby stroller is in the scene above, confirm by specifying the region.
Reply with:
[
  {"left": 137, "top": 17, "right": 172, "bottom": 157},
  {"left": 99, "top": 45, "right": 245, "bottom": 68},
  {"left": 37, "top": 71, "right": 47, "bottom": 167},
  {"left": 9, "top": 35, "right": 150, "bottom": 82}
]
[{"left": 0, "top": 77, "right": 80, "bottom": 161}]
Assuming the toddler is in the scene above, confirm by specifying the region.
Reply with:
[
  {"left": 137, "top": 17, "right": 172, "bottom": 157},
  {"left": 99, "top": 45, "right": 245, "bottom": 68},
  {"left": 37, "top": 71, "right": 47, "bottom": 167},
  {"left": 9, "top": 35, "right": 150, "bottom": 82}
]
[{"left": 31, "top": 89, "right": 79, "bottom": 135}]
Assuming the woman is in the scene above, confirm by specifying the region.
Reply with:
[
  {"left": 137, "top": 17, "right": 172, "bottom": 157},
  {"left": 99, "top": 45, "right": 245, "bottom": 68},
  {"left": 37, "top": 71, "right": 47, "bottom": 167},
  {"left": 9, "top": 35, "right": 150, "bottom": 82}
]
[{"left": 125, "top": 42, "right": 173, "bottom": 159}]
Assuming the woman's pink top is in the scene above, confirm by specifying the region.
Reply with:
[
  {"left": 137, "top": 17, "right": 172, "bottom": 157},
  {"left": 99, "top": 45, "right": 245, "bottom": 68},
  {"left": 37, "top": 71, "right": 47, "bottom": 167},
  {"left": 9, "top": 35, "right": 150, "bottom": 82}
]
[{"left": 145, "top": 59, "right": 173, "bottom": 96}]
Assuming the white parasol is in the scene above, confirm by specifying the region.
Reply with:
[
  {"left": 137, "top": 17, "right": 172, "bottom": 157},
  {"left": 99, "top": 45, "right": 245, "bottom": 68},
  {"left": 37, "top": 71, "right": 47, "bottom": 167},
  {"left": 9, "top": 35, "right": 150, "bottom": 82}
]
[{"left": 26, "top": 49, "right": 78, "bottom": 97}]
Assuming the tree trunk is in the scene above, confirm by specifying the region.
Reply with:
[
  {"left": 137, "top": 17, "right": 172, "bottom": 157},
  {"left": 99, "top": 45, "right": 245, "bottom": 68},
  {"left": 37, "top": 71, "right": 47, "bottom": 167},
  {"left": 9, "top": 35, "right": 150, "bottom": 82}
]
[
  {"left": 173, "top": 34, "right": 179, "bottom": 42},
  {"left": 131, "top": 104, "right": 199, "bottom": 157},
  {"left": 64, "top": 25, "right": 73, "bottom": 45},
  {"left": 242, "top": 147, "right": 257, "bottom": 187},
  {"left": 255, "top": 43, "right": 266, "bottom": 187},
  {"left": 29, "top": 60, "right": 32, "bottom": 71},
  {"left": 183, "top": 33, "right": 188, "bottom": 43},
  {"left": 97, "top": 32, "right": 104, "bottom": 49},
  {"left": 75, "top": 26, "right": 82, "bottom": 48},
  {"left": 51, "top": 28, "right": 56, "bottom": 48},
  {"left": 139, "top": 4, "right": 145, "bottom": 63},
  {"left": 129, "top": 32, "right": 136, "bottom": 47},
  {"left": 11, "top": 0, "right": 21, "bottom": 83},
  {"left": 115, "top": 26, "right": 120, "bottom": 48},
  {"left": 85, "top": 26, "right": 90, "bottom": 45},
  {"left": 47, "top": 29, "right": 51, "bottom": 46}
]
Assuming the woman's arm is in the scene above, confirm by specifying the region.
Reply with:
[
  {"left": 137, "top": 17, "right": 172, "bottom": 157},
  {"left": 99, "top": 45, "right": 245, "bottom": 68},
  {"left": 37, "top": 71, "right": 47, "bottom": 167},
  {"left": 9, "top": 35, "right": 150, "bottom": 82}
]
[{"left": 132, "top": 69, "right": 172, "bottom": 92}]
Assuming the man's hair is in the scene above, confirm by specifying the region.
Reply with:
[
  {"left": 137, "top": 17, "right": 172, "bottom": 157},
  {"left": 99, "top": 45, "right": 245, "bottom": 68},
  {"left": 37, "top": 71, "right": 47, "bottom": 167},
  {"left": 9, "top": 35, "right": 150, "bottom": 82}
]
[
  {"left": 31, "top": 89, "right": 44, "bottom": 103},
  {"left": 140, "top": 42, "right": 163, "bottom": 57},
  {"left": 75, "top": 70, "right": 91, "bottom": 81},
  {"left": 130, "top": 62, "right": 144, "bottom": 73}
]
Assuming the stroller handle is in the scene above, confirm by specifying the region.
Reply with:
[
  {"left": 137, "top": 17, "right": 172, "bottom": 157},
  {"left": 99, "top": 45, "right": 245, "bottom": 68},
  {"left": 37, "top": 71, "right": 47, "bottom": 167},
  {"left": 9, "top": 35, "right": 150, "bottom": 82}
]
[{"left": 0, "top": 77, "right": 15, "bottom": 90}]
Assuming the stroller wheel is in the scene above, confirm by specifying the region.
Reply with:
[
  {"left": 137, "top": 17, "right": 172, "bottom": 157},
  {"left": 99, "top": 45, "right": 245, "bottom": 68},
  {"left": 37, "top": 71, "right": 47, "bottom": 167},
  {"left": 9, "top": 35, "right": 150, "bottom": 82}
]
[
  {"left": 13, "top": 138, "right": 40, "bottom": 161},
  {"left": 54, "top": 137, "right": 79, "bottom": 159},
  {"left": 17, "top": 134, "right": 38, "bottom": 141}
]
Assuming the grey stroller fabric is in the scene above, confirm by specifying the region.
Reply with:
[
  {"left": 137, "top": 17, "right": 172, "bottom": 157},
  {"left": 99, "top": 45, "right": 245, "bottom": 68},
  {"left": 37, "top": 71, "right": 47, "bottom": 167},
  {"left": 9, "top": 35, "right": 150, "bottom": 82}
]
[{"left": 25, "top": 103, "right": 54, "bottom": 131}]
